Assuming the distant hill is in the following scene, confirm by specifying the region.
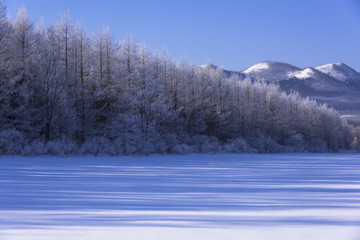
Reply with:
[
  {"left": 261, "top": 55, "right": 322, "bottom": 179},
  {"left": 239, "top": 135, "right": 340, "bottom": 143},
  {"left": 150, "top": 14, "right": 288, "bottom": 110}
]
[{"left": 203, "top": 61, "right": 360, "bottom": 115}]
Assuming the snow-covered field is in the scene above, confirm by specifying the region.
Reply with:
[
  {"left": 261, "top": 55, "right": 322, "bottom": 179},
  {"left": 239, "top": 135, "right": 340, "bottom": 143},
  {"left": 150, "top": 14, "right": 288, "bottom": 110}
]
[{"left": 1, "top": 154, "right": 360, "bottom": 240}]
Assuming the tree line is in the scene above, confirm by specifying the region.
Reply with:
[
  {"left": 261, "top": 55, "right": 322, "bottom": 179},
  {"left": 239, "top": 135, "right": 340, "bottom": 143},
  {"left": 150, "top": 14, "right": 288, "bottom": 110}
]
[{"left": 0, "top": 3, "right": 356, "bottom": 155}]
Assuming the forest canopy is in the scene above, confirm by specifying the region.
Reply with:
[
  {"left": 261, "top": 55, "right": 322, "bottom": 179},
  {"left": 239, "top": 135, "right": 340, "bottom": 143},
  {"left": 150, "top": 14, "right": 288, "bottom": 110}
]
[{"left": 0, "top": 2, "right": 356, "bottom": 155}]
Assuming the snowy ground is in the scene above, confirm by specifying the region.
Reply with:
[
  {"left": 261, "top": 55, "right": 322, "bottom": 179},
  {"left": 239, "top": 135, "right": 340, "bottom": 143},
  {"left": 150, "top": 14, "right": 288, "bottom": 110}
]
[{"left": 1, "top": 154, "right": 360, "bottom": 240}]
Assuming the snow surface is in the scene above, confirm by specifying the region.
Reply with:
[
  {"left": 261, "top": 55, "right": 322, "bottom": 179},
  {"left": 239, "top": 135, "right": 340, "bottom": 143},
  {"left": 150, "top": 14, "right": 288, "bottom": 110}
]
[
  {"left": 316, "top": 63, "right": 342, "bottom": 73},
  {"left": 199, "top": 64, "right": 210, "bottom": 68},
  {"left": 290, "top": 68, "right": 315, "bottom": 79},
  {"left": 243, "top": 62, "right": 270, "bottom": 73},
  {"left": 1, "top": 154, "right": 360, "bottom": 240}
]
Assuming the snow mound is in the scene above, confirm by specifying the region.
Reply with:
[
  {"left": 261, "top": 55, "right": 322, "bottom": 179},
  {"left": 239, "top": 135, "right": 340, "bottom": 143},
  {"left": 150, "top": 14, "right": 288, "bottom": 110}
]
[
  {"left": 199, "top": 63, "right": 218, "bottom": 70},
  {"left": 290, "top": 68, "right": 316, "bottom": 80},
  {"left": 243, "top": 62, "right": 270, "bottom": 74}
]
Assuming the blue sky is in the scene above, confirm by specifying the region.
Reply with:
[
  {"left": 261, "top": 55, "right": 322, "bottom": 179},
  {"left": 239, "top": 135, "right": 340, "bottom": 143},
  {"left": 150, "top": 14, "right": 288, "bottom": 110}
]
[{"left": 3, "top": 0, "right": 360, "bottom": 71}]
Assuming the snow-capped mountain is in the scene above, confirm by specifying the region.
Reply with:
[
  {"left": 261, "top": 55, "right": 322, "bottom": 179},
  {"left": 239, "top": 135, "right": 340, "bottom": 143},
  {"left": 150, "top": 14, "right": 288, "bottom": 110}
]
[
  {"left": 242, "top": 61, "right": 300, "bottom": 82},
  {"left": 315, "top": 63, "right": 360, "bottom": 82},
  {"left": 202, "top": 61, "right": 360, "bottom": 114}
]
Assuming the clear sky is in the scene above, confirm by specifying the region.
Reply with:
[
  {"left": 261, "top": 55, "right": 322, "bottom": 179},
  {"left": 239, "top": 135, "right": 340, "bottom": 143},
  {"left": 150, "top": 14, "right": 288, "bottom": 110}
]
[{"left": 3, "top": 0, "right": 360, "bottom": 71}]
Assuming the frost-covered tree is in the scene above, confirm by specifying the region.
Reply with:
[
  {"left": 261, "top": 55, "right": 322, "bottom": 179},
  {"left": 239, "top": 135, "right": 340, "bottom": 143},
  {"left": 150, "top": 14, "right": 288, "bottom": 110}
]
[
  {"left": 119, "top": 34, "right": 138, "bottom": 88},
  {"left": 90, "top": 26, "right": 119, "bottom": 138},
  {"left": 56, "top": 11, "right": 73, "bottom": 83},
  {"left": 71, "top": 24, "right": 93, "bottom": 142},
  {"left": 6, "top": 7, "right": 38, "bottom": 136},
  {"left": 30, "top": 25, "right": 70, "bottom": 141},
  {"left": 0, "top": 0, "right": 11, "bottom": 130},
  {"left": 0, "top": 0, "right": 9, "bottom": 61}
]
